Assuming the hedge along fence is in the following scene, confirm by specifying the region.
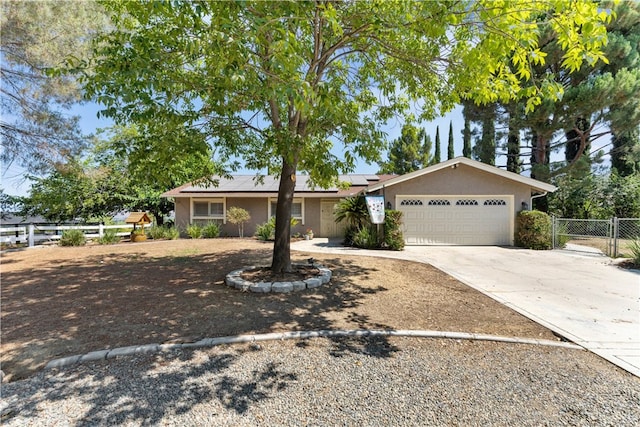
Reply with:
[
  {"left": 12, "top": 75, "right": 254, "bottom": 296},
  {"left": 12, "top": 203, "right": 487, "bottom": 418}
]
[{"left": 516, "top": 210, "right": 552, "bottom": 250}]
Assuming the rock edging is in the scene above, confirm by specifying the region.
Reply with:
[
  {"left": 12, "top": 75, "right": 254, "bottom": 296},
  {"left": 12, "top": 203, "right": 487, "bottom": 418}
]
[
  {"left": 224, "top": 263, "right": 332, "bottom": 293},
  {"left": 43, "top": 329, "right": 584, "bottom": 371}
]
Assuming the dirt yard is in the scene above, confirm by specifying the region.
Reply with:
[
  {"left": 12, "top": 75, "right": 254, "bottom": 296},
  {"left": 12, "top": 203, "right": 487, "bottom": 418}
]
[{"left": 1, "top": 238, "right": 557, "bottom": 382}]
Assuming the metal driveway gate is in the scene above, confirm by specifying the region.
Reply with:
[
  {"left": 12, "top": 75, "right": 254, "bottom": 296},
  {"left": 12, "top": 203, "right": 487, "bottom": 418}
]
[{"left": 552, "top": 217, "right": 640, "bottom": 257}]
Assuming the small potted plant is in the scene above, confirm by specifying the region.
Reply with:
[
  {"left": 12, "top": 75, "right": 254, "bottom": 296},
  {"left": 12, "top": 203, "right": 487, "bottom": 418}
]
[{"left": 305, "top": 228, "right": 314, "bottom": 240}]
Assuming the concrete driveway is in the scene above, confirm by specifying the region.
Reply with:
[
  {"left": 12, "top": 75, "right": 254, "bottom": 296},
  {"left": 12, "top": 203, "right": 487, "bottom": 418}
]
[{"left": 293, "top": 239, "right": 640, "bottom": 377}]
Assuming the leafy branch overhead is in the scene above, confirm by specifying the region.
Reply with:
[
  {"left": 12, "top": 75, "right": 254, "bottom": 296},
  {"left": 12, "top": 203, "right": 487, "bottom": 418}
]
[
  {"left": 83, "top": 0, "right": 612, "bottom": 272},
  {"left": 85, "top": 1, "right": 611, "bottom": 183}
]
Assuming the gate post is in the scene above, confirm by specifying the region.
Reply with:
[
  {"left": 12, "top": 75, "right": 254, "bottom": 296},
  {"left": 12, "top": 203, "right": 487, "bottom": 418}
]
[
  {"left": 551, "top": 215, "right": 556, "bottom": 249},
  {"left": 612, "top": 217, "right": 619, "bottom": 257}
]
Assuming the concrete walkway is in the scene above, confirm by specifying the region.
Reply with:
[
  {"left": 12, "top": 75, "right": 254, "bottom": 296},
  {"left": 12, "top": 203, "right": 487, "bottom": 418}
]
[{"left": 292, "top": 238, "right": 640, "bottom": 377}]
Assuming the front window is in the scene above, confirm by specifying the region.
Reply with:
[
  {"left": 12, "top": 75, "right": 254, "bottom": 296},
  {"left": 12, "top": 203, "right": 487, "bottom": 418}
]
[
  {"left": 192, "top": 199, "right": 225, "bottom": 224},
  {"left": 269, "top": 198, "right": 304, "bottom": 224}
]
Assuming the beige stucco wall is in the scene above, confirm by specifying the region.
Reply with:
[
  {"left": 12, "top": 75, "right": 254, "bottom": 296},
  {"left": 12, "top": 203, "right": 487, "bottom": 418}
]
[
  {"left": 172, "top": 196, "right": 325, "bottom": 238},
  {"left": 174, "top": 198, "right": 190, "bottom": 231}
]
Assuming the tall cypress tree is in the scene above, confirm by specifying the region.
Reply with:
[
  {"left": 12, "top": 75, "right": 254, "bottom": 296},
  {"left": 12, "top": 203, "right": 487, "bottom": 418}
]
[
  {"left": 472, "top": 104, "right": 496, "bottom": 166},
  {"left": 447, "top": 120, "right": 455, "bottom": 159},
  {"left": 506, "top": 103, "right": 522, "bottom": 173},
  {"left": 434, "top": 126, "right": 441, "bottom": 163},
  {"left": 462, "top": 115, "right": 472, "bottom": 158}
]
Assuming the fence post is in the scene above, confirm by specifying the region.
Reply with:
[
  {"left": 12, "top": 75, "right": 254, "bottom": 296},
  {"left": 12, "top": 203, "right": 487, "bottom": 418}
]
[
  {"left": 612, "top": 217, "right": 619, "bottom": 257},
  {"left": 28, "top": 224, "right": 34, "bottom": 247},
  {"left": 99, "top": 223, "right": 104, "bottom": 238},
  {"left": 551, "top": 215, "right": 556, "bottom": 249}
]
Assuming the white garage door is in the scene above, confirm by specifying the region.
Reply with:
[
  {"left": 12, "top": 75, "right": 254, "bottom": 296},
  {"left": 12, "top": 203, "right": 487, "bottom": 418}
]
[{"left": 397, "top": 196, "right": 513, "bottom": 246}]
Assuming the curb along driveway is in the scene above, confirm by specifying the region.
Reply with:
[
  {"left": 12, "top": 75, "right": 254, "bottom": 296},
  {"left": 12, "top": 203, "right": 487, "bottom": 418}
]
[{"left": 292, "top": 239, "right": 640, "bottom": 377}]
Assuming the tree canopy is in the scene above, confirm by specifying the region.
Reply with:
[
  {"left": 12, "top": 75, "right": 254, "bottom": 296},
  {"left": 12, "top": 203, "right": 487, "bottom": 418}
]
[
  {"left": 83, "top": 0, "right": 612, "bottom": 271},
  {"left": 0, "top": 0, "right": 107, "bottom": 174},
  {"left": 378, "top": 124, "right": 431, "bottom": 175}
]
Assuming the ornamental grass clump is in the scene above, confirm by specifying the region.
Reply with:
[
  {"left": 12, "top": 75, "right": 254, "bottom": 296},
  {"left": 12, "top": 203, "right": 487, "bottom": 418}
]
[
  {"left": 59, "top": 229, "right": 86, "bottom": 246},
  {"left": 97, "top": 229, "right": 120, "bottom": 245}
]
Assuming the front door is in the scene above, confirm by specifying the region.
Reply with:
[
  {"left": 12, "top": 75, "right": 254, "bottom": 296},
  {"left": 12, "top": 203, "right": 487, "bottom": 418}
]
[{"left": 320, "top": 200, "right": 345, "bottom": 238}]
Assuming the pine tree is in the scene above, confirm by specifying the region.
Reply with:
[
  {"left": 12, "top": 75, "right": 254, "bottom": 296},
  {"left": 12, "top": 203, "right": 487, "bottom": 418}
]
[{"left": 611, "top": 127, "right": 640, "bottom": 176}]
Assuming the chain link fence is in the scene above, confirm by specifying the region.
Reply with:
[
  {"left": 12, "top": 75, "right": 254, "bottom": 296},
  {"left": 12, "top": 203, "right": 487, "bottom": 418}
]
[
  {"left": 614, "top": 218, "right": 640, "bottom": 258},
  {"left": 552, "top": 217, "right": 640, "bottom": 257}
]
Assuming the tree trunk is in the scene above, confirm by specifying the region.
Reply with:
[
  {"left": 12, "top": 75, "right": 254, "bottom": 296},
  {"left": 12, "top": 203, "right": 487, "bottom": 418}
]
[{"left": 271, "top": 158, "right": 296, "bottom": 273}]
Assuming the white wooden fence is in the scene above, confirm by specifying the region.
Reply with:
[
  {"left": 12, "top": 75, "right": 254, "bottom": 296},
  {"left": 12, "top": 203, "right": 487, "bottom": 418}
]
[{"left": 0, "top": 224, "right": 147, "bottom": 247}]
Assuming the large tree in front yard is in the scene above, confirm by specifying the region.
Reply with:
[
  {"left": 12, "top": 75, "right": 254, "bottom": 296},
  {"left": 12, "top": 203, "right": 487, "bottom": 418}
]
[{"left": 84, "top": 0, "right": 610, "bottom": 273}]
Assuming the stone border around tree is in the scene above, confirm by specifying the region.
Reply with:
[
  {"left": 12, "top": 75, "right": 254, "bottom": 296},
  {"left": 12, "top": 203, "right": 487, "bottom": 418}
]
[{"left": 225, "top": 263, "right": 332, "bottom": 293}]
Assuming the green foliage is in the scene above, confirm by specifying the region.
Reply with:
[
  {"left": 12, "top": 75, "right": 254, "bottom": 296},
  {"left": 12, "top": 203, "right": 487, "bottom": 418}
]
[
  {"left": 85, "top": 0, "right": 611, "bottom": 271},
  {"left": 59, "top": 229, "right": 86, "bottom": 247},
  {"left": 186, "top": 223, "right": 202, "bottom": 239},
  {"left": 379, "top": 125, "right": 431, "bottom": 174},
  {"left": 628, "top": 239, "right": 640, "bottom": 265},
  {"left": 226, "top": 206, "right": 251, "bottom": 237},
  {"left": 471, "top": 104, "right": 497, "bottom": 166},
  {"left": 1, "top": 1, "right": 107, "bottom": 174},
  {"left": 383, "top": 210, "right": 405, "bottom": 251},
  {"left": 447, "top": 121, "right": 455, "bottom": 160},
  {"left": 148, "top": 225, "right": 179, "bottom": 240},
  {"left": 515, "top": 211, "right": 552, "bottom": 250},
  {"left": 352, "top": 226, "right": 379, "bottom": 249},
  {"left": 611, "top": 127, "right": 640, "bottom": 177},
  {"left": 255, "top": 217, "right": 276, "bottom": 241},
  {"left": 334, "top": 196, "right": 369, "bottom": 230},
  {"left": 0, "top": 190, "right": 21, "bottom": 220},
  {"left": 549, "top": 171, "right": 640, "bottom": 219},
  {"left": 434, "top": 126, "right": 441, "bottom": 164},
  {"left": 97, "top": 229, "right": 120, "bottom": 245},
  {"left": 346, "top": 209, "right": 404, "bottom": 251},
  {"left": 462, "top": 114, "right": 472, "bottom": 159},
  {"left": 201, "top": 222, "right": 221, "bottom": 239}
]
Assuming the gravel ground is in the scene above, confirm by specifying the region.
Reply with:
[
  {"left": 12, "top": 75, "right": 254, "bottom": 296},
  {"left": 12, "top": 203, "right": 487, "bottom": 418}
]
[{"left": 2, "top": 337, "right": 639, "bottom": 426}]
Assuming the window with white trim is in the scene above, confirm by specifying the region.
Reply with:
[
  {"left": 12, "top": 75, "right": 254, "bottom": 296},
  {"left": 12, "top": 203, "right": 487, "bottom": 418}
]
[
  {"left": 192, "top": 199, "right": 225, "bottom": 225},
  {"left": 269, "top": 198, "right": 304, "bottom": 224}
]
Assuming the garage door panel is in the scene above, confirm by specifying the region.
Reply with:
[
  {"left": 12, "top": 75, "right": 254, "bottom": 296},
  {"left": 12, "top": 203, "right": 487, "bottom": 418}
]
[{"left": 398, "top": 196, "right": 512, "bottom": 246}]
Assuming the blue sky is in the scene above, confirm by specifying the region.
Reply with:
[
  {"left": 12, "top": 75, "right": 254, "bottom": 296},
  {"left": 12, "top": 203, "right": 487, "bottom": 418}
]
[{"left": 2, "top": 103, "right": 465, "bottom": 197}]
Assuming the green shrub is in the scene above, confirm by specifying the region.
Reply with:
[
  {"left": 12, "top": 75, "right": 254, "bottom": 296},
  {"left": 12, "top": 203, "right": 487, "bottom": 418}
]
[
  {"left": 383, "top": 209, "right": 405, "bottom": 251},
  {"left": 255, "top": 216, "right": 303, "bottom": 241},
  {"left": 352, "top": 226, "right": 379, "bottom": 249},
  {"left": 148, "top": 225, "right": 180, "bottom": 240},
  {"left": 343, "top": 209, "right": 405, "bottom": 251},
  {"left": 201, "top": 222, "right": 221, "bottom": 238},
  {"left": 516, "top": 210, "right": 552, "bottom": 250},
  {"left": 59, "top": 229, "right": 86, "bottom": 246},
  {"left": 186, "top": 223, "right": 202, "bottom": 239},
  {"left": 97, "top": 229, "right": 120, "bottom": 245},
  {"left": 255, "top": 217, "right": 275, "bottom": 241},
  {"left": 628, "top": 239, "right": 640, "bottom": 265},
  {"left": 343, "top": 225, "right": 358, "bottom": 246},
  {"left": 164, "top": 226, "right": 180, "bottom": 240}
]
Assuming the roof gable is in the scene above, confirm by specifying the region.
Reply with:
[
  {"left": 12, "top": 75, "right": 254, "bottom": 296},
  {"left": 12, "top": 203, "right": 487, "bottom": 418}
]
[{"left": 365, "top": 157, "right": 556, "bottom": 193}]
